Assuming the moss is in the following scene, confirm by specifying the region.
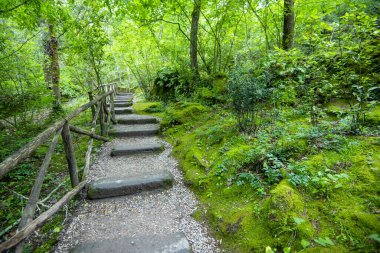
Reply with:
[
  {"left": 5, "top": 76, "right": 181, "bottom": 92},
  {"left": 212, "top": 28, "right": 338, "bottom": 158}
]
[
  {"left": 133, "top": 102, "right": 164, "bottom": 117},
  {"left": 264, "top": 180, "right": 306, "bottom": 229},
  {"left": 303, "top": 245, "right": 346, "bottom": 253},
  {"left": 161, "top": 102, "right": 207, "bottom": 127},
  {"left": 325, "top": 99, "right": 350, "bottom": 115},
  {"left": 366, "top": 105, "right": 380, "bottom": 126},
  {"left": 139, "top": 100, "right": 380, "bottom": 252},
  {"left": 191, "top": 208, "right": 203, "bottom": 222}
]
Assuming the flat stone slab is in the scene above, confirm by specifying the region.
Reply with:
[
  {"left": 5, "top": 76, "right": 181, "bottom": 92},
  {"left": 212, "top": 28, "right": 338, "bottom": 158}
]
[
  {"left": 117, "top": 92, "right": 133, "bottom": 96},
  {"left": 71, "top": 232, "right": 190, "bottom": 253},
  {"left": 108, "top": 102, "right": 133, "bottom": 107},
  {"left": 114, "top": 98, "right": 133, "bottom": 102},
  {"left": 116, "top": 114, "right": 157, "bottom": 124},
  {"left": 87, "top": 170, "right": 174, "bottom": 200},
  {"left": 116, "top": 95, "right": 133, "bottom": 100},
  {"left": 111, "top": 143, "right": 164, "bottom": 156},
  {"left": 109, "top": 124, "right": 160, "bottom": 137},
  {"left": 115, "top": 107, "right": 133, "bottom": 114}
]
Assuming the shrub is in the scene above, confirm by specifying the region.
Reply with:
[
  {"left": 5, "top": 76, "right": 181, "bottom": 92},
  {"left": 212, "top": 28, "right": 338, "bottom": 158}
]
[
  {"left": 152, "top": 67, "right": 191, "bottom": 102},
  {"left": 228, "top": 69, "right": 271, "bottom": 134}
]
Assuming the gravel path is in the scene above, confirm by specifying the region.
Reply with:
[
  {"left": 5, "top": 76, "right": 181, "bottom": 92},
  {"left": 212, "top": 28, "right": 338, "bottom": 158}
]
[{"left": 54, "top": 122, "right": 220, "bottom": 252}]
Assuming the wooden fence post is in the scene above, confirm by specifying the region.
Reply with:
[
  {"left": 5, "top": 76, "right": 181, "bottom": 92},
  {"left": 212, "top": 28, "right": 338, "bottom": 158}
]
[
  {"left": 110, "top": 84, "right": 116, "bottom": 123},
  {"left": 61, "top": 122, "right": 79, "bottom": 187},
  {"left": 88, "top": 91, "right": 95, "bottom": 119},
  {"left": 99, "top": 101, "right": 105, "bottom": 136}
]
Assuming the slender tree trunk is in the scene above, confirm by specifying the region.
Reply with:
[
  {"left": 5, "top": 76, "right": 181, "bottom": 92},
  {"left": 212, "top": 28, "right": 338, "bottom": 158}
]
[
  {"left": 190, "top": 0, "right": 201, "bottom": 76},
  {"left": 43, "top": 34, "right": 52, "bottom": 89},
  {"left": 282, "top": 0, "right": 295, "bottom": 50},
  {"left": 48, "top": 24, "right": 61, "bottom": 108}
]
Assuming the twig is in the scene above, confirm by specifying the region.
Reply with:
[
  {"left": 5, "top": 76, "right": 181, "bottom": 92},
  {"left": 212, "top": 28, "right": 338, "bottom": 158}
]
[
  {"left": 0, "top": 30, "right": 43, "bottom": 61},
  {"left": 2, "top": 186, "right": 49, "bottom": 208},
  {"left": 40, "top": 179, "right": 68, "bottom": 203},
  {"left": 0, "top": 219, "right": 21, "bottom": 238},
  {"left": 0, "top": 1, "right": 28, "bottom": 14}
]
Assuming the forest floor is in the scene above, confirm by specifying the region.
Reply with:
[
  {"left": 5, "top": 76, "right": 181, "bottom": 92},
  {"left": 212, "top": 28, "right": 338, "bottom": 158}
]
[{"left": 133, "top": 100, "right": 380, "bottom": 253}]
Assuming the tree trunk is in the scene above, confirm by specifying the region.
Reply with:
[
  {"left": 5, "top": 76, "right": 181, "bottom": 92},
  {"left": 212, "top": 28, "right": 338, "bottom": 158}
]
[
  {"left": 190, "top": 0, "right": 201, "bottom": 76},
  {"left": 48, "top": 24, "right": 61, "bottom": 108},
  {"left": 282, "top": 0, "right": 295, "bottom": 50}
]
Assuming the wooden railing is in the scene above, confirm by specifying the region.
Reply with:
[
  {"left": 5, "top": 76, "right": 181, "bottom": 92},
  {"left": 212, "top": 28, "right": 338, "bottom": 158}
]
[{"left": 0, "top": 83, "right": 118, "bottom": 252}]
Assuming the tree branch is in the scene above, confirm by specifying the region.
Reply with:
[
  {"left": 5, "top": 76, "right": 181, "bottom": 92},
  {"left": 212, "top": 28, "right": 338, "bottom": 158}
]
[
  {"left": 0, "top": 30, "right": 43, "bottom": 61},
  {"left": 0, "top": 0, "right": 28, "bottom": 14}
]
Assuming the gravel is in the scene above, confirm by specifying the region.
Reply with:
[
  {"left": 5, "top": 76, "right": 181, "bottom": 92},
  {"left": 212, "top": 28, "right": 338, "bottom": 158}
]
[{"left": 54, "top": 135, "right": 220, "bottom": 252}]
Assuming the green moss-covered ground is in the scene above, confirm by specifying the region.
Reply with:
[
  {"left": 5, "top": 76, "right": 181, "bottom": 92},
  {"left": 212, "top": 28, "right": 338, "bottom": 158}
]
[{"left": 137, "top": 100, "right": 380, "bottom": 252}]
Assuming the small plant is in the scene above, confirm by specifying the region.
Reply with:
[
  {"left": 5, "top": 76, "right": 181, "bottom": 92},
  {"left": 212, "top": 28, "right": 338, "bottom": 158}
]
[
  {"left": 263, "top": 154, "right": 284, "bottom": 184},
  {"left": 288, "top": 164, "right": 310, "bottom": 187},
  {"left": 228, "top": 68, "right": 271, "bottom": 134},
  {"left": 309, "top": 169, "right": 349, "bottom": 196}
]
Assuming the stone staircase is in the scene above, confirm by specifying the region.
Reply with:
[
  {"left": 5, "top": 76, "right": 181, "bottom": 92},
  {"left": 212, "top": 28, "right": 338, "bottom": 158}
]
[{"left": 64, "top": 93, "right": 193, "bottom": 253}]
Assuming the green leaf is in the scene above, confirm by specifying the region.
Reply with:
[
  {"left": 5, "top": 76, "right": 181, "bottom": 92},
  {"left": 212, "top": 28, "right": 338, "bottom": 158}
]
[
  {"left": 293, "top": 217, "right": 305, "bottom": 225},
  {"left": 315, "top": 237, "right": 335, "bottom": 246},
  {"left": 265, "top": 246, "right": 275, "bottom": 253},
  {"left": 283, "top": 247, "right": 291, "bottom": 253},
  {"left": 368, "top": 234, "right": 380, "bottom": 243},
  {"left": 301, "top": 239, "right": 310, "bottom": 249},
  {"left": 53, "top": 227, "right": 61, "bottom": 233}
]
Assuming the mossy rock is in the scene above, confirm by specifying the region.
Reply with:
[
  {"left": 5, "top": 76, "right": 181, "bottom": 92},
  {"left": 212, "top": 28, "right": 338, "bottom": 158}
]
[
  {"left": 366, "top": 105, "right": 380, "bottom": 126},
  {"left": 195, "top": 76, "right": 227, "bottom": 103},
  {"left": 162, "top": 102, "right": 207, "bottom": 127},
  {"left": 303, "top": 245, "right": 346, "bottom": 253},
  {"left": 338, "top": 209, "right": 380, "bottom": 235},
  {"left": 264, "top": 180, "right": 313, "bottom": 235}
]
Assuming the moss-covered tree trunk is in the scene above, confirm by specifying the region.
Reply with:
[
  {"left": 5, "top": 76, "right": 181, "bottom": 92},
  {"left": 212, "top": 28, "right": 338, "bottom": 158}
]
[
  {"left": 282, "top": 0, "right": 295, "bottom": 50},
  {"left": 190, "top": 0, "right": 201, "bottom": 77},
  {"left": 48, "top": 24, "right": 61, "bottom": 109}
]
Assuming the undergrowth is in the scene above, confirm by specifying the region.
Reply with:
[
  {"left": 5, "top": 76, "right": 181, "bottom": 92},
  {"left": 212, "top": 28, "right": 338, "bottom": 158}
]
[
  {"left": 0, "top": 98, "right": 103, "bottom": 252},
  {"left": 139, "top": 99, "right": 380, "bottom": 252}
]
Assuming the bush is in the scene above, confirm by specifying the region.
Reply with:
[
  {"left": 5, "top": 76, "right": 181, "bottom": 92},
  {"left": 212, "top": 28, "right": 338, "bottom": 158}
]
[
  {"left": 152, "top": 68, "right": 191, "bottom": 102},
  {"left": 228, "top": 69, "right": 271, "bottom": 134}
]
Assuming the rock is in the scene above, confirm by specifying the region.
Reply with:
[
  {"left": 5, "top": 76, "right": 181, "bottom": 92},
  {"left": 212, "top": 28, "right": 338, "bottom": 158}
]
[
  {"left": 111, "top": 143, "right": 164, "bottom": 156},
  {"left": 87, "top": 170, "right": 174, "bottom": 199},
  {"left": 109, "top": 124, "right": 160, "bottom": 137},
  {"left": 116, "top": 114, "right": 157, "bottom": 124},
  {"left": 71, "top": 232, "right": 190, "bottom": 253}
]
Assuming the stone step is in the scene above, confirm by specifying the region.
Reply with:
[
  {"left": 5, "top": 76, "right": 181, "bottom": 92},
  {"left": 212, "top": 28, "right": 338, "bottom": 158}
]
[
  {"left": 116, "top": 114, "right": 157, "bottom": 124},
  {"left": 116, "top": 92, "right": 133, "bottom": 96},
  {"left": 109, "top": 124, "right": 160, "bottom": 137},
  {"left": 87, "top": 170, "right": 174, "bottom": 200},
  {"left": 107, "top": 102, "right": 133, "bottom": 108},
  {"left": 111, "top": 143, "right": 164, "bottom": 156},
  {"left": 114, "top": 107, "right": 133, "bottom": 114},
  {"left": 115, "top": 95, "right": 133, "bottom": 100},
  {"left": 71, "top": 232, "right": 190, "bottom": 253},
  {"left": 114, "top": 98, "right": 133, "bottom": 102}
]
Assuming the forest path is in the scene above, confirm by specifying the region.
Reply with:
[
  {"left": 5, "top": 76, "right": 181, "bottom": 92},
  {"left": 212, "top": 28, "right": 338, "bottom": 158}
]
[{"left": 54, "top": 93, "right": 219, "bottom": 253}]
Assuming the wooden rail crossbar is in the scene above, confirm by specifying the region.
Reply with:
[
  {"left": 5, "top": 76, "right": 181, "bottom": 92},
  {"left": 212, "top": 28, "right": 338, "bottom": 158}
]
[{"left": 0, "top": 83, "right": 118, "bottom": 252}]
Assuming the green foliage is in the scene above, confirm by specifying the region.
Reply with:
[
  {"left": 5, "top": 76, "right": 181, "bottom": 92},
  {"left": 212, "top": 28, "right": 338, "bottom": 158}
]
[
  {"left": 151, "top": 67, "right": 200, "bottom": 101},
  {"left": 228, "top": 69, "right": 271, "bottom": 134},
  {"left": 157, "top": 99, "right": 380, "bottom": 252},
  {"left": 161, "top": 102, "right": 207, "bottom": 127}
]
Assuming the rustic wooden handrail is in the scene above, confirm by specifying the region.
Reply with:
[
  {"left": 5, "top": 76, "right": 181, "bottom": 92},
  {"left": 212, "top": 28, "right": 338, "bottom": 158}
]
[
  {"left": 0, "top": 84, "right": 117, "bottom": 252},
  {"left": 0, "top": 89, "right": 114, "bottom": 179}
]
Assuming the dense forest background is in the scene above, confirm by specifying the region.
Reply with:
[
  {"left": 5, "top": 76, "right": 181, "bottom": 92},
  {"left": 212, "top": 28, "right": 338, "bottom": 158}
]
[{"left": 0, "top": 0, "right": 379, "bottom": 252}]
